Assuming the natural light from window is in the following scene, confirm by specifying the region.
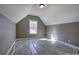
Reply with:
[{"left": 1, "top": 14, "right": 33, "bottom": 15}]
[{"left": 29, "top": 20, "right": 38, "bottom": 34}]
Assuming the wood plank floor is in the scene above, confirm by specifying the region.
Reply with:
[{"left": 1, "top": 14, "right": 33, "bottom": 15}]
[{"left": 14, "top": 38, "right": 74, "bottom": 55}]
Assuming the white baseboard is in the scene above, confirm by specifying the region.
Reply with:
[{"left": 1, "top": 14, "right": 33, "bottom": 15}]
[
  {"left": 57, "top": 40, "right": 79, "bottom": 50},
  {"left": 11, "top": 49, "right": 15, "bottom": 55},
  {"left": 6, "top": 40, "right": 16, "bottom": 55}
]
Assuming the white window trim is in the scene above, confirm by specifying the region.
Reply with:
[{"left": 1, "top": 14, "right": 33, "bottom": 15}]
[{"left": 29, "top": 20, "right": 38, "bottom": 34}]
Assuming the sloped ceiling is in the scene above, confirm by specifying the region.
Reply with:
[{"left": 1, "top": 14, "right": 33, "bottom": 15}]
[
  {"left": 0, "top": 4, "right": 79, "bottom": 25},
  {"left": 0, "top": 4, "right": 32, "bottom": 23}
]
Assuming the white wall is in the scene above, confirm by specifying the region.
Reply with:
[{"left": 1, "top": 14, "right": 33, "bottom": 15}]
[{"left": 0, "top": 13, "right": 16, "bottom": 54}]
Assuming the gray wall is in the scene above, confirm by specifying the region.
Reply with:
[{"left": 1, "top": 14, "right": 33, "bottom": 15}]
[
  {"left": 0, "top": 13, "right": 16, "bottom": 54},
  {"left": 16, "top": 15, "right": 46, "bottom": 39},
  {"left": 47, "top": 22, "right": 79, "bottom": 47}
]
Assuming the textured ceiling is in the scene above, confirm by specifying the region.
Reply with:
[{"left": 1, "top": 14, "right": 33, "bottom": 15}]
[{"left": 0, "top": 4, "right": 79, "bottom": 25}]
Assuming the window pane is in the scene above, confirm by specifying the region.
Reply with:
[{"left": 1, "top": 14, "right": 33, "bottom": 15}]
[{"left": 29, "top": 20, "right": 37, "bottom": 34}]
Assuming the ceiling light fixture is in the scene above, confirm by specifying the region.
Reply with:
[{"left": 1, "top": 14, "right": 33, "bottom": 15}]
[{"left": 39, "top": 4, "right": 45, "bottom": 8}]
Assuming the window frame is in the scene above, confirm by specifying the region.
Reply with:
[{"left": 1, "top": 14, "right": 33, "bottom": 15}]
[{"left": 29, "top": 20, "right": 38, "bottom": 34}]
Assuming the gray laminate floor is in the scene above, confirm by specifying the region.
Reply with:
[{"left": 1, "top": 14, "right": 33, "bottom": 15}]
[{"left": 14, "top": 38, "right": 74, "bottom": 55}]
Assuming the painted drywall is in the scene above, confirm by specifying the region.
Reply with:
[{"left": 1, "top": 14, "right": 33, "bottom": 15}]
[
  {"left": 16, "top": 15, "right": 46, "bottom": 39},
  {"left": 0, "top": 13, "right": 16, "bottom": 54},
  {"left": 0, "top": 4, "right": 32, "bottom": 23},
  {"left": 0, "top": 4, "right": 79, "bottom": 25},
  {"left": 29, "top": 4, "right": 79, "bottom": 25},
  {"left": 47, "top": 22, "right": 79, "bottom": 47}
]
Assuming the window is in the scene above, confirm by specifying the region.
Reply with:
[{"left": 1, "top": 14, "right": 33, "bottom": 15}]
[{"left": 29, "top": 20, "right": 38, "bottom": 34}]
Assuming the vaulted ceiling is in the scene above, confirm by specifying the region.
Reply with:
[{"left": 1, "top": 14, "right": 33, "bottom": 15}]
[
  {"left": 0, "top": 4, "right": 79, "bottom": 25},
  {"left": 0, "top": 4, "right": 32, "bottom": 23}
]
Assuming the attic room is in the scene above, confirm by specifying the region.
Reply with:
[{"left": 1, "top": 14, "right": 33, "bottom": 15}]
[{"left": 0, "top": 4, "right": 79, "bottom": 55}]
